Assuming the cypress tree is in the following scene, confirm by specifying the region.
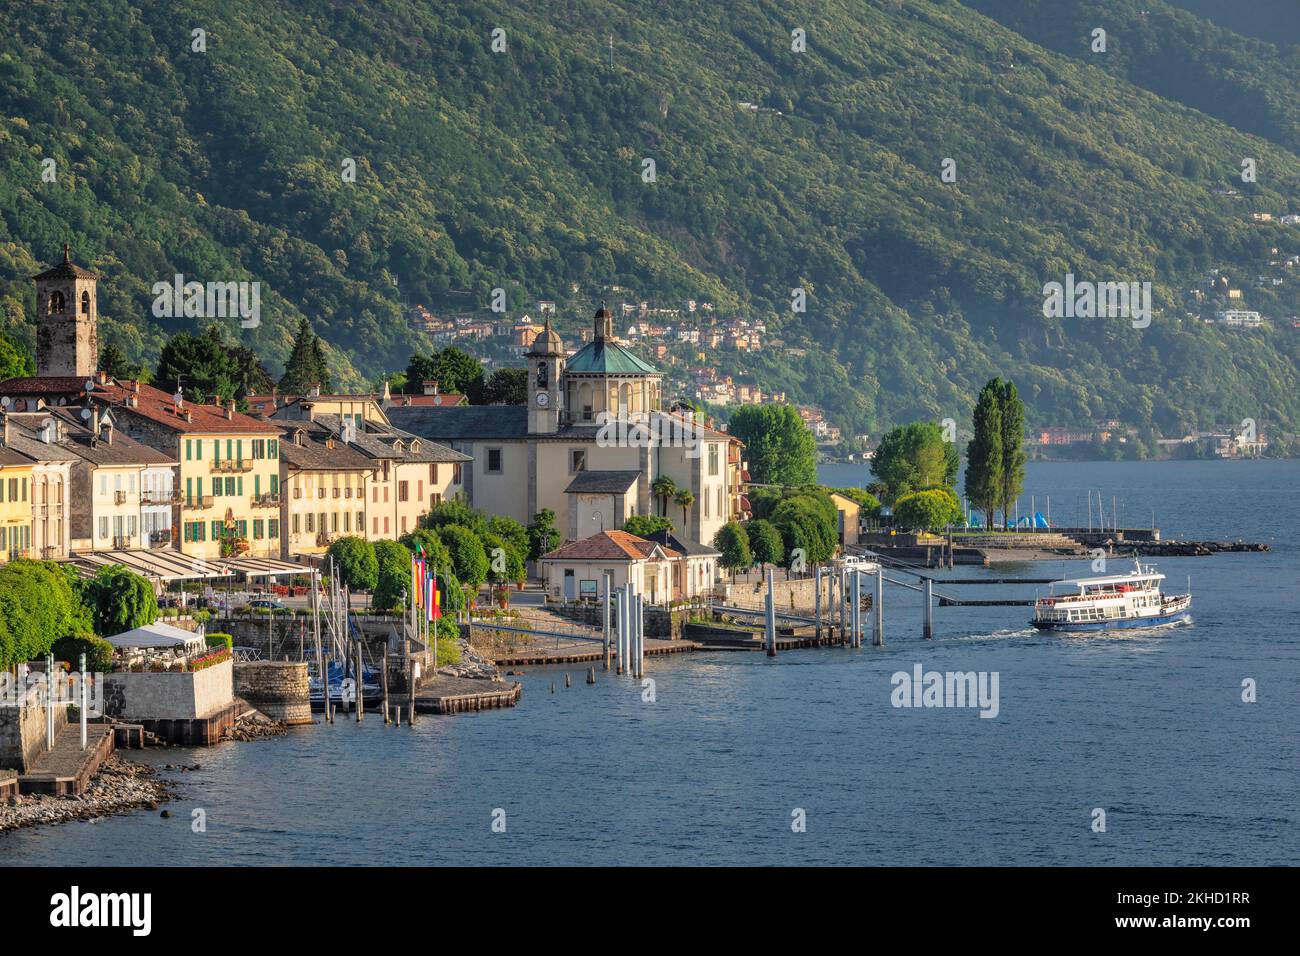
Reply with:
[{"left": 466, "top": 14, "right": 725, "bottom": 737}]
[{"left": 998, "top": 380, "right": 1027, "bottom": 526}]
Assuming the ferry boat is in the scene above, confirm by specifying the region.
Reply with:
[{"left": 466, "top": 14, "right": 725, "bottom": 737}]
[{"left": 1031, "top": 559, "right": 1191, "bottom": 632}]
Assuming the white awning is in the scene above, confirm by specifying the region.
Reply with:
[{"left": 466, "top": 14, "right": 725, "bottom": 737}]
[{"left": 105, "top": 621, "right": 206, "bottom": 650}]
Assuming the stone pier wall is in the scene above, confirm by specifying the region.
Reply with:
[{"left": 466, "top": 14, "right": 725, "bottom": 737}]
[
  {"left": 233, "top": 662, "right": 312, "bottom": 725},
  {"left": 0, "top": 686, "right": 68, "bottom": 771}
]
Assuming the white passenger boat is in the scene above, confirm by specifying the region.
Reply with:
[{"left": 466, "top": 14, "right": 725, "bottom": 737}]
[{"left": 1031, "top": 559, "right": 1191, "bottom": 632}]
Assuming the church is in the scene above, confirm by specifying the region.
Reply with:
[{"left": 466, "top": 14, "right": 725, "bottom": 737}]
[{"left": 387, "top": 306, "right": 746, "bottom": 549}]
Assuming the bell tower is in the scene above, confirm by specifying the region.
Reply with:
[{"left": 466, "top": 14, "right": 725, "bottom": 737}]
[
  {"left": 527, "top": 317, "right": 565, "bottom": 434},
  {"left": 33, "top": 245, "right": 98, "bottom": 378}
]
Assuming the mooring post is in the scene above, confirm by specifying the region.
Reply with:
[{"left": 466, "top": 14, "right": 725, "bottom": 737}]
[
  {"left": 382, "top": 650, "right": 391, "bottom": 724},
  {"left": 923, "top": 576, "right": 934, "bottom": 640},
  {"left": 79, "top": 652, "right": 87, "bottom": 751},
  {"left": 759, "top": 567, "right": 769, "bottom": 658},
  {"left": 615, "top": 585, "right": 625, "bottom": 675},
  {"left": 355, "top": 640, "right": 365, "bottom": 721},
  {"left": 814, "top": 566, "right": 822, "bottom": 640},
  {"left": 634, "top": 590, "right": 644, "bottom": 679},
  {"left": 874, "top": 566, "right": 885, "bottom": 647},
  {"left": 602, "top": 571, "right": 612, "bottom": 671}
]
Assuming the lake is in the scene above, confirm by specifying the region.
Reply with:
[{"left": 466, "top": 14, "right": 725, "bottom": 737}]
[{"left": 2, "top": 460, "right": 1296, "bottom": 865}]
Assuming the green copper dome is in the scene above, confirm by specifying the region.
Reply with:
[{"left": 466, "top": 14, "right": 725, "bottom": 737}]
[{"left": 566, "top": 339, "right": 659, "bottom": 374}]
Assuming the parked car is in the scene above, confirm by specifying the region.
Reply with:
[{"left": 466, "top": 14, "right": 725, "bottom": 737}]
[{"left": 249, "top": 598, "right": 287, "bottom": 611}]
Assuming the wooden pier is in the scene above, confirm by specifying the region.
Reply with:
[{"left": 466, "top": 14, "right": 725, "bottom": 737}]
[{"left": 492, "top": 637, "right": 699, "bottom": 667}]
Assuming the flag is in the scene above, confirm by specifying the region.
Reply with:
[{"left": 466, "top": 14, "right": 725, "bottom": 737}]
[
  {"left": 432, "top": 570, "right": 442, "bottom": 620},
  {"left": 426, "top": 572, "right": 435, "bottom": 621}
]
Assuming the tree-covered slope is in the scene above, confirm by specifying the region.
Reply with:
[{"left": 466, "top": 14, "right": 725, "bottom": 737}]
[{"left": 1, "top": 0, "right": 1298, "bottom": 436}]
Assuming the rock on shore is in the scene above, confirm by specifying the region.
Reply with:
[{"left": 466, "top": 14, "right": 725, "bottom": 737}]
[
  {"left": 0, "top": 755, "right": 172, "bottom": 834},
  {"left": 439, "top": 639, "right": 502, "bottom": 681}
]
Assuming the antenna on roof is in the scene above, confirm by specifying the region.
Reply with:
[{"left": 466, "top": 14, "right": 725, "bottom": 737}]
[{"left": 84, "top": 379, "right": 94, "bottom": 394}]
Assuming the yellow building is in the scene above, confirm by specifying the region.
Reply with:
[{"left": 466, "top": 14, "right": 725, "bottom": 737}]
[
  {"left": 94, "top": 379, "right": 283, "bottom": 560},
  {"left": 0, "top": 445, "right": 34, "bottom": 563},
  {"left": 275, "top": 421, "right": 375, "bottom": 558}
]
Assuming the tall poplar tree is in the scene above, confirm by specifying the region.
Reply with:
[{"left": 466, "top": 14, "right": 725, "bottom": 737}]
[
  {"left": 965, "top": 379, "right": 1004, "bottom": 529},
  {"left": 998, "top": 380, "right": 1027, "bottom": 525}
]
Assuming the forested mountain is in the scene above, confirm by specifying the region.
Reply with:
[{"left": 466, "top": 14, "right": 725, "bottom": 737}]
[{"left": 1, "top": 0, "right": 1299, "bottom": 438}]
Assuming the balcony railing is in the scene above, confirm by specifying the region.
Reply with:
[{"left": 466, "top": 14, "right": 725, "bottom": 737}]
[
  {"left": 184, "top": 496, "right": 216, "bottom": 510},
  {"left": 332, "top": 488, "right": 340, "bottom": 498},
  {"left": 252, "top": 493, "right": 281, "bottom": 509},
  {"left": 112, "top": 535, "right": 133, "bottom": 550},
  {"left": 148, "top": 529, "right": 174, "bottom": 549},
  {"left": 114, "top": 490, "right": 129, "bottom": 505},
  {"left": 141, "top": 491, "right": 173, "bottom": 506},
  {"left": 214, "top": 458, "right": 254, "bottom": 473},
  {"left": 292, "top": 487, "right": 303, "bottom": 499},
  {"left": 40, "top": 546, "right": 60, "bottom": 559}
]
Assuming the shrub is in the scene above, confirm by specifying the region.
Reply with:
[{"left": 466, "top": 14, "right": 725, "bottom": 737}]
[
  {"left": 205, "top": 632, "right": 234, "bottom": 651},
  {"left": 372, "top": 539, "right": 413, "bottom": 611},
  {"left": 893, "top": 488, "right": 963, "bottom": 530},
  {"left": 51, "top": 634, "right": 114, "bottom": 673}
]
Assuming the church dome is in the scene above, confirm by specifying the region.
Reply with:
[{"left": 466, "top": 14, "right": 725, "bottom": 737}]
[{"left": 528, "top": 317, "right": 564, "bottom": 355}]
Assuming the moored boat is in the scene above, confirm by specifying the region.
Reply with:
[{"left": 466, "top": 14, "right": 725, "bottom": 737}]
[{"left": 1031, "top": 559, "right": 1191, "bottom": 632}]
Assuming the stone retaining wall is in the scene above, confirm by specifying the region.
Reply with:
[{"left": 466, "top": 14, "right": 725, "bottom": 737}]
[
  {"left": 233, "top": 661, "right": 312, "bottom": 725},
  {"left": 102, "top": 659, "right": 233, "bottom": 721},
  {"left": 0, "top": 685, "right": 68, "bottom": 771}
]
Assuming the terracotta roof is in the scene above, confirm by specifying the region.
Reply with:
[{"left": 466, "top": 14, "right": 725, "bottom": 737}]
[
  {"left": 32, "top": 246, "right": 97, "bottom": 281},
  {"left": 542, "top": 530, "right": 679, "bottom": 562},
  {"left": 93, "top": 380, "right": 276, "bottom": 434},
  {"left": 0, "top": 376, "right": 92, "bottom": 397}
]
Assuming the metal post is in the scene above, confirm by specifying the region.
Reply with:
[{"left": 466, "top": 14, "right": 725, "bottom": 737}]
[
  {"left": 634, "top": 591, "right": 644, "bottom": 679},
  {"left": 46, "top": 653, "right": 54, "bottom": 750},
  {"left": 765, "top": 567, "right": 776, "bottom": 657},
  {"left": 852, "top": 569, "right": 862, "bottom": 648},
  {"left": 616, "top": 585, "right": 626, "bottom": 675},
  {"left": 837, "top": 569, "right": 846, "bottom": 643},
  {"left": 602, "top": 572, "right": 612, "bottom": 671},
  {"left": 355, "top": 639, "right": 364, "bottom": 721},
  {"left": 873, "top": 566, "right": 885, "bottom": 647},
  {"left": 923, "top": 576, "right": 934, "bottom": 640},
  {"left": 79, "top": 652, "right": 87, "bottom": 751}
]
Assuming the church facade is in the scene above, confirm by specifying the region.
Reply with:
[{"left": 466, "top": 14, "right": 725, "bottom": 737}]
[{"left": 388, "top": 307, "right": 744, "bottom": 550}]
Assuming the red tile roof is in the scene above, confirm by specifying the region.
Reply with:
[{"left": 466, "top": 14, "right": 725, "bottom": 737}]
[
  {"left": 0, "top": 376, "right": 92, "bottom": 397},
  {"left": 542, "top": 530, "right": 680, "bottom": 562},
  {"left": 94, "top": 380, "right": 276, "bottom": 434}
]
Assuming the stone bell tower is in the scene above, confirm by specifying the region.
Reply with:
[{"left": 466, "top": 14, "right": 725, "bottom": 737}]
[
  {"left": 33, "top": 245, "right": 98, "bottom": 378},
  {"left": 527, "top": 317, "right": 565, "bottom": 435}
]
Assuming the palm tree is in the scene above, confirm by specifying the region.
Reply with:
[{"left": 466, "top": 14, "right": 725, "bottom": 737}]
[
  {"left": 651, "top": 475, "right": 677, "bottom": 518},
  {"left": 674, "top": 488, "right": 695, "bottom": 535}
]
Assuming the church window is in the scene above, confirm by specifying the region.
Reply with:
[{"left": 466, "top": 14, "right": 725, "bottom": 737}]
[
  {"left": 708, "top": 443, "right": 719, "bottom": 476},
  {"left": 536, "top": 361, "right": 548, "bottom": 388},
  {"left": 486, "top": 448, "right": 503, "bottom": 474},
  {"left": 49, "top": 291, "right": 65, "bottom": 313},
  {"left": 570, "top": 449, "right": 586, "bottom": 474},
  {"left": 81, "top": 291, "right": 90, "bottom": 314}
]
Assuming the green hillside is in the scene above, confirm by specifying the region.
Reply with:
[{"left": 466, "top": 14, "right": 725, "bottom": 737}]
[{"left": 1, "top": 0, "right": 1299, "bottom": 438}]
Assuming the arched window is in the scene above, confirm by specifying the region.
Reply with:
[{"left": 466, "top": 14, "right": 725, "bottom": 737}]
[
  {"left": 49, "top": 291, "right": 65, "bottom": 313},
  {"left": 578, "top": 383, "right": 593, "bottom": 421},
  {"left": 535, "top": 361, "right": 548, "bottom": 388},
  {"left": 620, "top": 382, "right": 632, "bottom": 415},
  {"left": 81, "top": 290, "right": 90, "bottom": 314}
]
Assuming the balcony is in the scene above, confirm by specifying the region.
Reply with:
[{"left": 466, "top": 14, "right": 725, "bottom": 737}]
[
  {"left": 112, "top": 535, "right": 135, "bottom": 550},
  {"left": 148, "top": 529, "right": 174, "bottom": 549},
  {"left": 141, "top": 490, "right": 173, "bottom": 506},
  {"left": 332, "top": 488, "right": 340, "bottom": 498},
  {"left": 40, "top": 546, "right": 60, "bottom": 560},
  {"left": 214, "top": 458, "right": 254, "bottom": 473},
  {"left": 114, "top": 490, "right": 129, "bottom": 505},
  {"left": 184, "top": 496, "right": 216, "bottom": 511},
  {"left": 252, "top": 493, "right": 281, "bottom": 509},
  {"left": 292, "top": 487, "right": 303, "bottom": 500}
]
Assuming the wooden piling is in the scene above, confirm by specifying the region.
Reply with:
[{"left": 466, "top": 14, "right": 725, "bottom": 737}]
[
  {"left": 587, "top": 666, "right": 596, "bottom": 685},
  {"left": 565, "top": 673, "right": 572, "bottom": 688},
  {"left": 355, "top": 641, "right": 364, "bottom": 721},
  {"left": 382, "top": 652, "right": 391, "bottom": 724},
  {"left": 923, "top": 576, "right": 934, "bottom": 640},
  {"left": 602, "top": 572, "right": 612, "bottom": 671},
  {"left": 874, "top": 566, "right": 885, "bottom": 646}
]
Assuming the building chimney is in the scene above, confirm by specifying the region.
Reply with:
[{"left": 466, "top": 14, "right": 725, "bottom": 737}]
[
  {"left": 132, "top": 380, "right": 141, "bottom": 394},
  {"left": 309, "top": 382, "right": 321, "bottom": 398},
  {"left": 381, "top": 380, "right": 391, "bottom": 402},
  {"left": 225, "top": 399, "right": 235, "bottom": 420},
  {"left": 1, "top": 412, "right": 8, "bottom": 447},
  {"left": 422, "top": 380, "right": 438, "bottom": 396}
]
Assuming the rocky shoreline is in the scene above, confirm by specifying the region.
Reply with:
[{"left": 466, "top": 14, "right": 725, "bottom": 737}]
[{"left": 0, "top": 755, "right": 174, "bottom": 835}]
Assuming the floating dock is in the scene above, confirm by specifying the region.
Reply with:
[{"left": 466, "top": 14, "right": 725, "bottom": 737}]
[{"left": 411, "top": 675, "right": 522, "bottom": 714}]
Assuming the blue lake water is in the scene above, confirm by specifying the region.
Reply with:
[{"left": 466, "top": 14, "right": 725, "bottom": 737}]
[{"left": 2, "top": 460, "right": 1296, "bottom": 865}]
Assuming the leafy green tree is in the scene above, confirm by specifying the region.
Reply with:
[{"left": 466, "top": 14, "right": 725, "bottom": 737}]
[
  {"left": 85, "top": 565, "right": 158, "bottom": 636},
  {"left": 155, "top": 324, "right": 241, "bottom": 402},
  {"left": 0, "top": 561, "right": 85, "bottom": 667},
  {"left": 372, "top": 539, "right": 413, "bottom": 611},
  {"left": 0, "top": 331, "right": 33, "bottom": 380},
  {"left": 526, "top": 508, "right": 562, "bottom": 560},
  {"left": 770, "top": 495, "right": 837, "bottom": 566},
  {"left": 326, "top": 536, "right": 378, "bottom": 592},
  {"left": 894, "top": 488, "right": 963, "bottom": 530},
  {"left": 421, "top": 497, "right": 488, "bottom": 535},
  {"left": 830, "top": 487, "right": 882, "bottom": 517},
  {"left": 727, "top": 405, "right": 818, "bottom": 485},
  {"left": 745, "top": 518, "right": 784, "bottom": 571},
  {"left": 966, "top": 380, "right": 1005, "bottom": 529},
  {"left": 437, "top": 524, "right": 489, "bottom": 589},
  {"left": 713, "top": 521, "right": 752, "bottom": 579},
  {"left": 486, "top": 515, "right": 529, "bottom": 562},
  {"left": 998, "top": 380, "right": 1027, "bottom": 524},
  {"left": 622, "top": 514, "right": 673, "bottom": 537},
  {"left": 482, "top": 367, "right": 528, "bottom": 404},
  {"left": 99, "top": 341, "right": 143, "bottom": 380},
  {"left": 52, "top": 634, "right": 114, "bottom": 673},
  {"left": 405, "top": 348, "right": 484, "bottom": 398},
  {"left": 870, "top": 422, "right": 956, "bottom": 504}
]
